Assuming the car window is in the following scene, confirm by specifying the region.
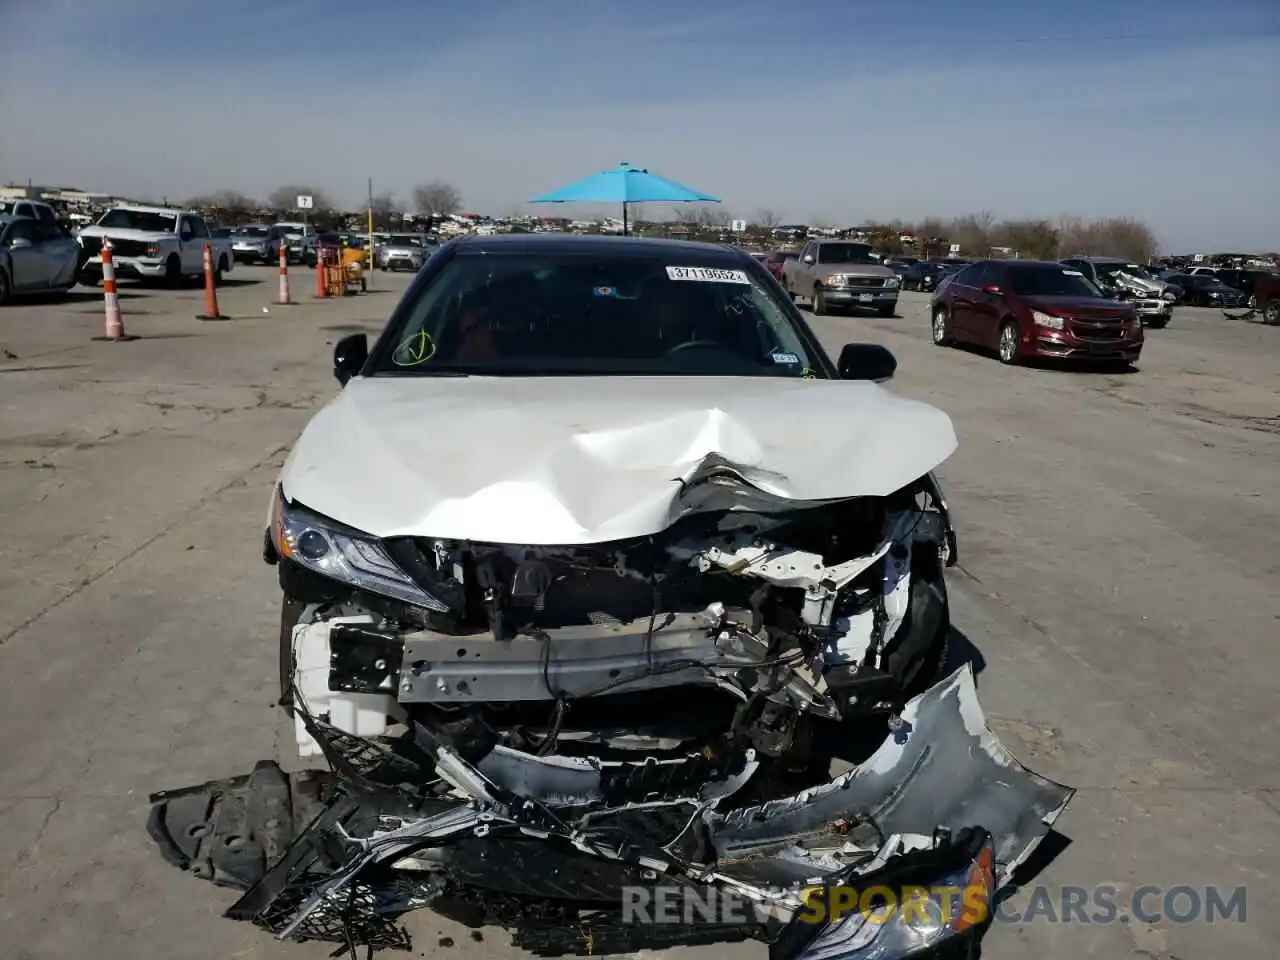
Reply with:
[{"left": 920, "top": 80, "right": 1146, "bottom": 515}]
[
  {"left": 188, "top": 217, "right": 210, "bottom": 239},
  {"left": 99, "top": 209, "right": 179, "bottom": 233},
  {"left": 4, "top": 219, "right": 40, "bottom": 245},
  {"left": 949, "top": 264, "right": 981, "bottom": 286},
  {"left": 375, "top": 252, "right": 825, "bottom": 378},
  {"left": 1009, "top": 265, "right": 1104, "bottom": 297},
  {"left": 816, "top": 242, "right": 876, "bottom": 265}
]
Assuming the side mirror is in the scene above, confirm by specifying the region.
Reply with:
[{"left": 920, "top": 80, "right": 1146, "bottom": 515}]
[
  {"left": 802, "top": 254, "right": 815, "bottom": 264},
  {"left": 837, "top": 343, "right": 897, "bottom": 382},
  {"left": 981, "top": 283, "right": 1002, "bottom": 295},
  {"left": 8, "top": 237, "right": 33, "bottom": 250},
  {"left": 333, "top": 332, "right": 368, "bottom": 386}
]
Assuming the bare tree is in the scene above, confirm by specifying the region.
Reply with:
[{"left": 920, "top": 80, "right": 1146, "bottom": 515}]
[
  {"left": 755, "top": 208, "right": 780, "bottom": 230},
  {"left": 947, "top": 211, "right": 995, "bottom": 256},
  {"left": 369, "top": 192, "right": 399, "bottom": 230},
  {"left": 185, "top": 190, "right": 258, "bottom": 219},
  {"left": 994, "top": 219, "right": 1060, "bottom": 260},
  {"left": 672, "top": 207, "right": 700, "bottom": 225},
  {"left": 412, "top": 181, "right": 462, "bottom": 217},
  {"left": 268, "top": 185, "right": 331, "bottom": 213}
]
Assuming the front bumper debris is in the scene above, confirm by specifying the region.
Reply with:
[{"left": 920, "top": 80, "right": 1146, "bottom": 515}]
[{"left": 146, "top": 666, "right": 1073, "bottom": 957}]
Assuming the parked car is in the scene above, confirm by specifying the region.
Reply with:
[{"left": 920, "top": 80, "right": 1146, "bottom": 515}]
[
  {"left": 1060, "top": 257, "right": 1175, "bottom": 327},
  {"left": 0, "top": 199, "right": 64, "bottom": 235},
  {"left": 375, "top": 234, "right": 427, "bottom": 272},
  {"left": 1214, "top": 268, "right": 1276, "bottom": 309},
  {"left": 274, "top": 221, "right": 315, "bottom": 264},
  {"left": 931, "top": 259, "right": 1143, "bottom": 367},
  {"left": 761, "top": 249, "right": 798, "bottom": 282},
  {"left": 1252, "top": 274, "right": 1280, "bottom": 324},
  {"left": 902, "top": 260, "right": 951, "bottom": 292},
  {"left": 76, "top": 206, "right": 234, "bottom": 286},
  {"left": 146, "top": 233, "right": 1073, "bottom": 959},
  {"left": 230, "top": 224, "right": 288, "bottom": 264},
  {"left": 1163, "top": 272, "right": 1248, "bottom": 308},
  {"left": 781, "top": 238, "right": 900, "bottom": 316},
  {"left": 0, "top": 213, "right": 81, "bottom": 303}
]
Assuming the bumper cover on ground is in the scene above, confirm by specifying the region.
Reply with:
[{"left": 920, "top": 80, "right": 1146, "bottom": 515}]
[{"left": 146, "top": 665, "right": 1073, "bottom": 957}]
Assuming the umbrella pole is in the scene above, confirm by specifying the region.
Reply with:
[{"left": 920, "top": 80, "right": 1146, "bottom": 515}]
[{"left": 622, "top": 202, "right": 628, "bottom": 237}]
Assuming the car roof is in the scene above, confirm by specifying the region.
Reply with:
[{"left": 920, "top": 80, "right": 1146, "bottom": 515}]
[{"left": 451, "top": 233, "right": 753, "bottom": 264}]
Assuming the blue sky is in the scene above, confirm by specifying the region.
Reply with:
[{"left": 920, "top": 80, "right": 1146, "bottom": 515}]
[{"left": 1, "top": 0, "right": 1277, "bottom": 251}]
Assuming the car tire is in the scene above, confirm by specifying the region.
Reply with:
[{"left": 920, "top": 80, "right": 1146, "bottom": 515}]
[
  {"left": 1144, "top": 317, "right": 1168, "bottom": 329},
  {"left": 0, "top": 269, "right": 10, "bottom": 305},
  {"left": 882, "top": 552, "right": 951, "bottom": 696},
  {"left": 164, "top": 254, "right": 183, "bottom": 288},
  {"left": 932, "top": 306, "right": 952, "bottom": 346},
  {"left": 812, "top": 286, "right": 827, "bottom": 316},
  {"left": 1264, "top": 301, "right": 1280, "bottom": 325},
  {"left": 216, "top": 256, "right": 228, "bottom": 285},
  {"left": 877, "top": 303, "right": 895, "bottom": 318},
  {"left": 79, "top": 272, "right": 99, "bottom": 287},
  {"left": 997, "top": 320, "right": 1021, "bottom": 365}
]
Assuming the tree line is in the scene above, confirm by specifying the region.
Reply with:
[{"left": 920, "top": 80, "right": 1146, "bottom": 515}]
[
  {"left": 665, "top": 207, "right": 1159, "bottom": 264},
  {"left": 183, "top": 182, "right": 464, "bottom": 230}
]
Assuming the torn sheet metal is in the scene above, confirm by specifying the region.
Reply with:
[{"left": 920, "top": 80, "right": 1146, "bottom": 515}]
[
  {"left": 277, "top": 375, "right": 957, "bottom": 544},
  {"left": 146, "top": 665, "right": 1073, "bottom": 958}
]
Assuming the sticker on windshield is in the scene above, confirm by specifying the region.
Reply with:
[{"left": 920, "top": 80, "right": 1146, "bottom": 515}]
[
  {"left": 771, "top": 352, "right": 801, "bottom": 365},
  {"left": 593, "top": 285, "right": 618, "bottom": 297},
  {"left": 392, "top": 330, "right": 436, "bottom": 366},
  {"left": 665, "top": 266, "right": 750, "bottom": 284},
  {"left": 1062, "top": 269, "right": 1083, "bottom": 276}
]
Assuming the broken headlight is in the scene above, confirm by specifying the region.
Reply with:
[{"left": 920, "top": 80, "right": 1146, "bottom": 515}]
[
  {"left": 268, "top": 486, "right": 447, "bottom": 611},
  {"left": 798, "top": 842, "right": 995, "bottom": 958}
]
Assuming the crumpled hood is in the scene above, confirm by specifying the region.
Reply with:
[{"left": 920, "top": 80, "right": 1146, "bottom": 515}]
[{"left": 278, "top": 375, "right": 958, "bottom": 545}]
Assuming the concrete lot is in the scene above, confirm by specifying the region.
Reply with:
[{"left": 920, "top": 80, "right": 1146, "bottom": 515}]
[{"left": 0, "top": 265, "right": 1276, "bottom": 960}]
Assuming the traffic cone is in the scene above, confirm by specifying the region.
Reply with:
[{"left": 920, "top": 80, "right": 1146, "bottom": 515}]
[
  {"left": 314, "top": 248, "right": 329, "bottom": 299},
  {"left": 91, "top": 240, "right": 137, "bottom": 342},
  {"left": 197, "top": 242, "right": 228, "bottom": 320},
  {"left": 277, "top": 243, "right": 294, "bottom": 305}
]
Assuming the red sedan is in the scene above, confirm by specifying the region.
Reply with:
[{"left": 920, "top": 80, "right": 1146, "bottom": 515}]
[{"left": 930, "top": 260, "right": 1143, "bottom": 368}]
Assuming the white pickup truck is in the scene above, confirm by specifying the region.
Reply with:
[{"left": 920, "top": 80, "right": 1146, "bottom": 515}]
[{"left": 76, "top": 205, "right": 234, "bottom": 286}]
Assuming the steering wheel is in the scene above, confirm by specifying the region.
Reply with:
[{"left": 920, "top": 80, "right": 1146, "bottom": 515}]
[{"left": 664, "top": 338, "right": 724, "bottom": 356}]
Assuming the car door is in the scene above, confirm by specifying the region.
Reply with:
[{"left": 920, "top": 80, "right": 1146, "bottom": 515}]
[
  {"left": 968, "top": 262, "right": 1006, "bottom": 348},
  {"left": 946, "top": 264, "right": 984, "bottom": 340},
  {"left": 794, "top": 242, "right": 816, "bottom": 295},
  {"left": 188, "top": 216, "right": 212, "bottom": 272},
  {"left": 2, "top": 219, "right": 48, "bottom": 288},
  {"left": 35, "top": 216, "right": 77, "bottom": 287}
]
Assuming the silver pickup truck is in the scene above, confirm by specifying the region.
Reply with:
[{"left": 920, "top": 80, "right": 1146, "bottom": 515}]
[{"left": 782, "top": 238, "right": 900, "bottom": 317}]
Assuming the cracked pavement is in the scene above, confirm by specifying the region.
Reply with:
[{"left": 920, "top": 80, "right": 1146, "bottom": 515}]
[{"left": 0, "top": 266, "right": 1276, "bottom": 959}]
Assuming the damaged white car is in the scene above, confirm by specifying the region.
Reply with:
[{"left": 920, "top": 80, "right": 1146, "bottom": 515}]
[{"left": 147, "top": 235, "right": 1073, "bottom": 958}]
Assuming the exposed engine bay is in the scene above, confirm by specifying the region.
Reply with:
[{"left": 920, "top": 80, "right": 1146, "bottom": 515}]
[{"left": 146, "top": 470, "right": 1074, "bottom": 958}]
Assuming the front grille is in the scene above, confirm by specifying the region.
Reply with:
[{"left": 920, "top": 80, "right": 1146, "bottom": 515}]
[
  {"left": 843, "top": 276, "right": 887, "bottom": 289},
  {"left": 105, "top": 238, "right": 149, "bottom": 257},
  {"left": 1070, "top": 318, "right": 1127, "bottom": 340}
]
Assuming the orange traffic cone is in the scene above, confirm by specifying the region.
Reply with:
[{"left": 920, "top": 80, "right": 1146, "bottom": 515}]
[
  {"left": 197, "top": 242, "right": 228, "bottom": 320},
  {"left": 314, "top": 247, "right": 329, "bottom": 299},
  {"left": 277, "top": 243, "right": 294, "bottom": 305},
  {"left": 91, "top": 240, "right": 137, "bottom": 342}
]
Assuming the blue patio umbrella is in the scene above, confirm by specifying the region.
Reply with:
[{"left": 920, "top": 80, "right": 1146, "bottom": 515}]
[{"left": 529, "top": 162, "right": 720, "bottom": 236}]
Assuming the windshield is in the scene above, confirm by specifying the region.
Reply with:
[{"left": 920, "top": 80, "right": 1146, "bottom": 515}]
[
  {"left": 1010, "top": 265, "right": 1104, "bottom": 297},
  {"left": 390, "top": 235, "right": 422, "bottom": 246},
  {"left": 234, "top": 227, "right": 268, "bottom": 237},
  {"left": 374, "top": 252, "right": 824, "bottom": 378},
  {"left": 0, "top": 202, "right": 17, "bottom": 216},
  {"left": 98, "top": 209, "right": 178, "bottom": 233},
  {"left": 817, "top": 243, "right": 876, "bottom": 265}
]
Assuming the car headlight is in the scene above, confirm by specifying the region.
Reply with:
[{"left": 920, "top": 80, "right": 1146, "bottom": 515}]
[
  {"left": 268, "top": 487, "right": 447, "bottom": 611},
  {"left": 885, "top": 276, "right": 901, "bottom": 289},
  {"left": 824, "top": 274, "right": 848, "bottom": 286},
  {"left": 799, "top": 842, "right": 995, "bottom": 958},
  {"left": 1162, "top": 290, "right": 1176, "bottom": 301},
  {"left": 1031, "top": 310, "right": 1064, "bottom": 330}
]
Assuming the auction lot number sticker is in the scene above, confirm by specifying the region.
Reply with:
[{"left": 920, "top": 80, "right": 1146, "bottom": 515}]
[{"left": 666, "top": 266, "right": 751, "bottom": 284}]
